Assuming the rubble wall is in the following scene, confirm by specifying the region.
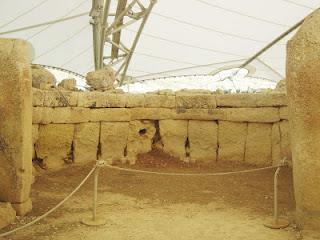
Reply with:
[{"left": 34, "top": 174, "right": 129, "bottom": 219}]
[{"left": 32, "top": 89, "right": 291, "bottom": 170}]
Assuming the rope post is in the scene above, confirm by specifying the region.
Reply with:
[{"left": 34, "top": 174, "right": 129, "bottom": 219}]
[
  {"left": 81, "top": 160, "right": 107, "bottom": 226},
  {"left": 264, "top": 159, "right": 290, "bottom": 229}
]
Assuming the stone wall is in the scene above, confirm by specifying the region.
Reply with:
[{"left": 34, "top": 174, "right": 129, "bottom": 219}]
[{"left": 32, "top": 89, "right": 291, "bottom": 170}]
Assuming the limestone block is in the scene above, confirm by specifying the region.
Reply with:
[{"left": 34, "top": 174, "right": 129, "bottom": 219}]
[
  {"left": 245, "top": 123, "right": 272, "bottom": 166},
  {"left": 100, "top": 122, "right": 129, "bottom": 163},
  {"left": 130, "top": 108, "right": 173, "bottom": 120},
  {"left": 271, "top": 123, "right": 282, "bottom": 166},
  {"left": 213, "top": 107, "right": 280, "bottom": 123},
  {"left": 11, "top": 198, "right": 32, "bottom": 216},
  {"left": 35, "top": 124, "right": 74, "bottom": 170},
  {"left": 216, "top": 93, "right": 287, "bottom": 107},
  {"left": 176, "top": 93, "right": 216, "bottom": 109},
  {"left": 0, "top": 39, "right": 33, "bottom": 205},
  {"left": 279, "top": 107, "right": 288, "bottom": 120},
  {"left": 73, "top": 123, "right": 100, "bottom": 164},
  {"left": 43, "top": 90, "right": 78, "bottom": 107},
  {"left": 32, "top": 88, "right": 45, "bottom": 106},
  {"left": 89, "top": 108, "right": 131, "bottom": 122},
  {"left": 77, "top": 91, "right": 105, "bottom": 107},
  {"left": 31, "top": 65, "right": 56, "bottom": 89},
  {"left": 126, "top": 121, "right": 156, "bottom": 163},
  {"left": 33, "top": 107, "right": 90, "bottom": 124},
  {"left": 144, "top": 94, "right": 175, "bottom": 108},
  {"left": 188, "top": 121, "right": 217, "bottom": 163},
  {"left": 218, "top": 121, "right": 247, "bottom": 162},
  {"left": 125, "top": 94, "right": 145, "bottom": 108},
  {"left": 279, "top": 120, "right": 291, "bottom": 161},
  {"left": 159, "top": 120, "right": 188, "bottom": 160},
  {"left": 58, "top": 78, "right": 76, "bottom": 91},
  {"left": 86, "top": 67, "right": 115, "bottom": 91},
  {"left": 0, "top": 202, "right": 16, "bottom": 229}
]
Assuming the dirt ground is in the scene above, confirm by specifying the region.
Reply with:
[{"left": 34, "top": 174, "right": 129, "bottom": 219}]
[{"left": 1, "top": 151, "right": 313, "bottom": 240}]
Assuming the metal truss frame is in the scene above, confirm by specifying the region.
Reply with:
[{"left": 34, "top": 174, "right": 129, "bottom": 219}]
[{"left": 90, "top": 0, "right": 156, "bottom": 85}]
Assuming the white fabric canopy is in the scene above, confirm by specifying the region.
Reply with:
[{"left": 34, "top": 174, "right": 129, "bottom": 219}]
[{"left": 0, "top": 0, "right": 319, "bottom": 87}]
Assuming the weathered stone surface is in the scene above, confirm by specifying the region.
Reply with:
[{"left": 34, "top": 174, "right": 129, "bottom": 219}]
[
  {"left": 212, "top": 107, "right": 280, "bottom": 123},
  {"left": 126, "top": 121, "right": 156, "bottom": 163},
  {"left": 216, "top": 93, "right": 287, "bottom": 107},
  {"left": 125, "top": 94, "right": 145, "bottom": 108},
  {"left": 279, "top": 120, "right": 291, "bottom": 161},
  {"left": 11, "top": 198, "right": 32, "bottom": 216},
  {"left": 43, "top": 90, "right": 78, "bottom": 107},
  {"left": 0, "top": 39, "right": 33, "bottom": 207},
  {"left": 271, "top": 122, "right": 282, "bottom": 166},
  {"left": 58, "top": 78, "right": 77, "bottom": 91},
  {"left": 159, "top": 120, "right": 188, "bottom": 161},
  {"left": 144, "top": 94, "right": 175, "bottom": 108},
  {"left": 100, "top": 122, "right": 129, "bottom": 163},
  {"left": 73, "top": 123, "right": 100, "bottom": 164},
  {"left": 286, "top": 9, "right": 320, "bottom": 229},
  {"left": 0, "top": 202, "right": 16, "bottom": 229},
  {"left": 78, "top": 92, "right": 127, "bottom": 108},
  {"left": 279, "top": 107, "right": 288, "bottom": 120},
  {"left": 275, "top": 79, "right": 286, "bottom": 92},
  {"left": 32, "top": 88, "right": 45, "bottom": 106},
  {"left": 188, "top": 121, "right": 217, "bottom": 163},
  {"left": 245, "top": 123, "right": 272, "bottom": 166},
  {"left": 176, "top": 93, "right": 216, "bottom": 109},
  {"left": 130, "top": 108, "right": 173, "bottom": 120},
  {"left": 218, "top": 121, "right": 247, "bottom": 162},
  {"left": 86, "top": 67, "right": 115, "bottom": 91},
  {"left": 31, "top": 65, "right": 56, "bottom": 89},
  {"left": 33, "top": 107, "right": 130, "bottom": 124},
  {"left": 35, "top": 124, "right": 74, "bottom": 170}
]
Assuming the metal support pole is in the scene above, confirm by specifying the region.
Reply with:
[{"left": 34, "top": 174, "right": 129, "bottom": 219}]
[
  {"left": 264, "top": 165, "right": 290, "bottom": 229},
  {"left": 81, "top": 161, "right": 106, "bottom": 226}
]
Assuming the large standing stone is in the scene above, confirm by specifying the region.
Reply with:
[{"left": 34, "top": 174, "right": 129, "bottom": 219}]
[
  {"left": 0, "top": 39, "right": 33, "bottom": 215},
  {"left": 159, "top": 120, "right": 188, "bottom": 161},
  {"left": 100, "top": 122, "right": 129, "bottom": 163},
  {"left": 279, "top": 120, "right": 291, "bottom": 161},
  {"left": 286, "top": 9, "right": 320, "bottom": 229},
  {"left": 86, "top": 66, "right": 115, "bottom": 91},
  {"left": 245, "top": 123, "right": 272, "bottom": 166},
  {"left": 218, "top": 121, "right": 247, "bottom": 162},
  {"left": 188, "top": 120, "right": 217, "bottom": 163},
  {"left": 35, "top": 124, "right": 74, "bottom": 170},
  {"left": 126, "top": 121, "right": 156, "bottom": 163},
  {"left": 73, "top": 123, "right": 100, "bottom": 164}
]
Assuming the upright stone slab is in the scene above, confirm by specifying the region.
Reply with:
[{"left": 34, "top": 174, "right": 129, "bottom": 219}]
[
  {"left": 287, "top": 10, "right": 320, "bottom": 230},
  {"left": 0, "top": 39, "right": 33, "bottom": 215}
]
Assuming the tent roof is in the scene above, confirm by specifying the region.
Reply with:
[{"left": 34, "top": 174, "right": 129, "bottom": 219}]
[{"left": 0, "top": 0, "right": 319, "bottom": 83}]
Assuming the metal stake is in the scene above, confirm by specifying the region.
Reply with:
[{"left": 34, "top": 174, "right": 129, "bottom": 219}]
[
  {"left": 81, "top": 161, "right": 107, "bottom": 226},
  {"left": 264, "top": 166, "right": 290, "bottom": 229}
]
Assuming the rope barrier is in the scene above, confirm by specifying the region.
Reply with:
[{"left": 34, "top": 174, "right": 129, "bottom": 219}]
[
  {"left": 0, "top": 165, "right": 97, "bottom": 238},
  {"left": 102, "top": 163, "right": 281, "bottom": 176}
]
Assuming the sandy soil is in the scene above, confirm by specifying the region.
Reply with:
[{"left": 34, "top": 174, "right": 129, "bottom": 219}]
[{"left": 1, "top": 151, "right": 309, "bottom": 240}]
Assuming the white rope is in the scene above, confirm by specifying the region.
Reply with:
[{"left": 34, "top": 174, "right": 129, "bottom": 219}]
[
  {"left": 34, "top": 24, "right": 90, "bottom": 60},
  {"left": 0, "top": 0, "right": 51, "bottom": 30},
  {"left": 281, "top": 0, "right": 315, "bottom": 10},
  {"left": 152, "top": 12, "right": 287, "bottom": 45},
  {"left": 104, "top": 164, "right": 281, "bottom": 176},
  {"left": 0, "top": 12, "right": 89, "bottom": 36},
  {"left": 0, "top": 166, "right": 97, "bottom": 238},
  {"left": 193, "top": 0, "right": 290, "bottom": 27},
  {"left": 26, "top": 0, "right": 88, "bottom": 40}
]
